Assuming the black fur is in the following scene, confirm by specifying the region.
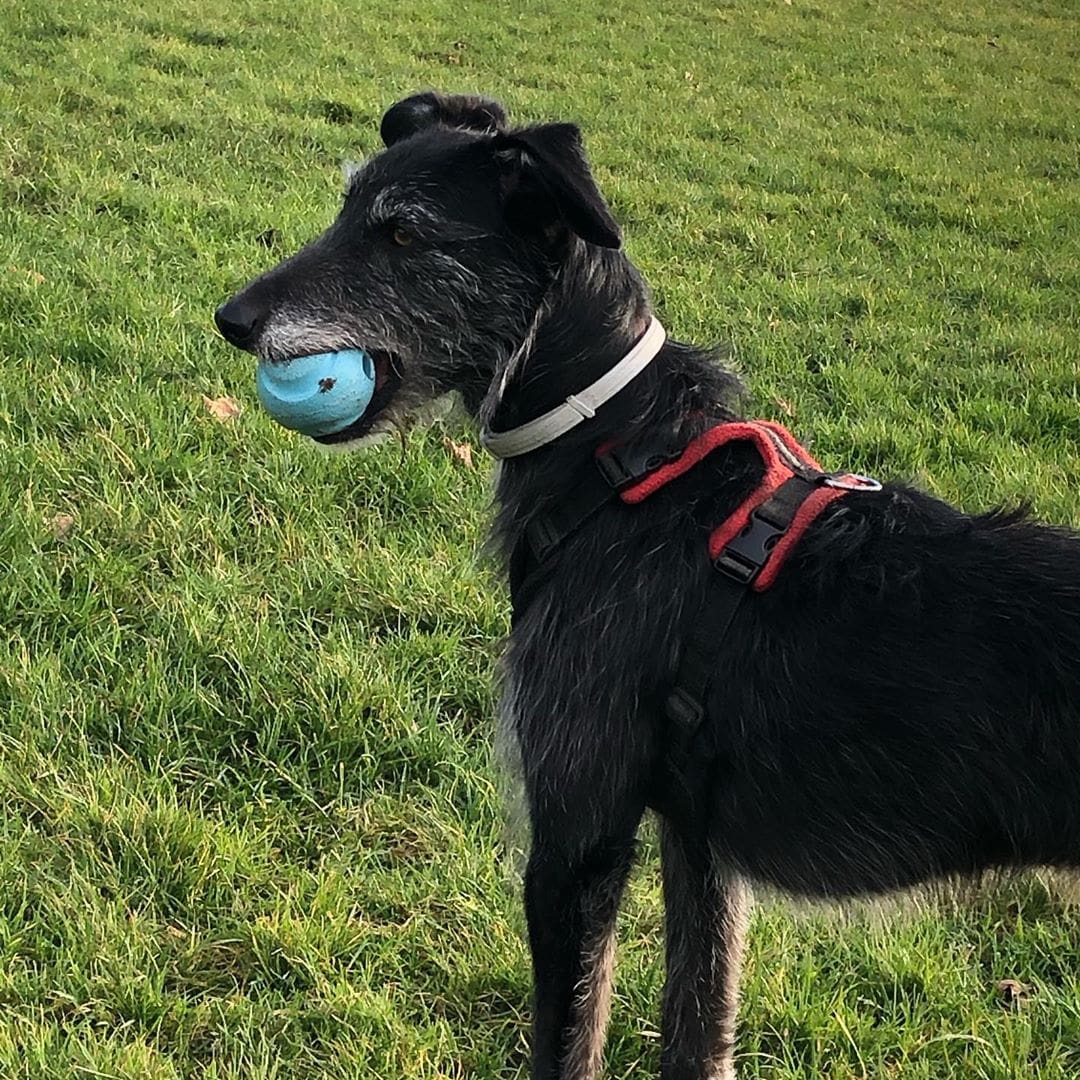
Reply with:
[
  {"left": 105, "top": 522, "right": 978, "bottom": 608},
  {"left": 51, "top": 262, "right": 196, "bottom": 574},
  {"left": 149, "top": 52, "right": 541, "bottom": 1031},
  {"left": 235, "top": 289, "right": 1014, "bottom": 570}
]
[{"left": 216, "top": 93, "right": 1080, "bottom": 1080}]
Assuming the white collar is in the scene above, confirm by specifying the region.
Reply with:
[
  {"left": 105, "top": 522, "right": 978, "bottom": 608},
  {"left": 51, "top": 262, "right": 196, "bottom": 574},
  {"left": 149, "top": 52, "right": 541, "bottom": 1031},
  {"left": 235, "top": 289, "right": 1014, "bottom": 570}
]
[{"left": 480, "top": 317, "right": 667, "bottom": 458}]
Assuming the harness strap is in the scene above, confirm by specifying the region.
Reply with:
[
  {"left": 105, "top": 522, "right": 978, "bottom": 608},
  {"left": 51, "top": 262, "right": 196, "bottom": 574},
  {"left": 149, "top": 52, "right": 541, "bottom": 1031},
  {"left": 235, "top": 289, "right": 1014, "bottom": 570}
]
[
  {"left": 510, "top": 421, "right": 881, "bottom": 759},
  {"left": 665, "top": 573, "right": 748, "bottom": 731},
  {"left": 662, "top": 474, "right": 823, "bottom": 732},
  {"left": 510, "top": 432, "right": 682, "bottom": 620},
  {"left": 605, "top": 421, "right": 881, "bottom": 781},
  {"left": 524, "top": 461, "right": 616, "bottom": 563},
  {"left": 754, "top": 484, "right": 849, "bottom": 591},
  {"left": 620, "top": 421, "right": 819, "bottom": 504},
  {"left": 712, "top": 475, "right": 819, "bottom": 583}
]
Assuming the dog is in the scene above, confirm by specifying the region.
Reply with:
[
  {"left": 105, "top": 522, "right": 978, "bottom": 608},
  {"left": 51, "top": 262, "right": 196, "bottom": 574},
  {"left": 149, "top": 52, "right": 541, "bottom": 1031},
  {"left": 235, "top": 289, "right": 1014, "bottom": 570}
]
[{"left": 215, "top": 92, "right": 1080, "bottom": 1080}]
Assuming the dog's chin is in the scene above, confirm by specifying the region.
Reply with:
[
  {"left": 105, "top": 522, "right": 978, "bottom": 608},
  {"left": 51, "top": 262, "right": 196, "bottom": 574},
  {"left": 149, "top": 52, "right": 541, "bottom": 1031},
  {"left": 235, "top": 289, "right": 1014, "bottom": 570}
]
[
  {"left": 314, "top": 424, "right": 397, "bottom": 453},
  {"left": 313, "top": 395, "right": 461, "bottom": 452},
  {"left": 312, "top": 385, "right": 460, "bottom": 453},
  {"left": 310, "top": 352, "right": 403, "bottom": 447}
]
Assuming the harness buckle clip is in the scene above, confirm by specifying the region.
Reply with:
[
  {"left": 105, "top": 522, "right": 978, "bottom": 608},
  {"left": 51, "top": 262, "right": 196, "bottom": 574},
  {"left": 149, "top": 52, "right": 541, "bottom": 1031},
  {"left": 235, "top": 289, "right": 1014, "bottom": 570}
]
[
  {"left": 525, "top": 516, "right": 563, "bottom": 562},
  {"left": 714, "top": 510, "right": 788, "bottom": 584},
  {"left": 596, "top": 442, "right": 682, "bottom": 489},
  {"left": 665, "top": 686, "right": 704, "bottom": 730}
]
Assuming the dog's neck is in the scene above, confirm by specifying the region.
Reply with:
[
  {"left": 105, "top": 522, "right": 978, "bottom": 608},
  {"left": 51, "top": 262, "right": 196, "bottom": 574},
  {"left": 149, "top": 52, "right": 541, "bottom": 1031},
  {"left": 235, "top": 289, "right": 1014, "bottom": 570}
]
[
  {"left": 481, "top": 247, "right": 743, "bottom": 563},
  {"left": 481, "top": 245, "right": 651, "bottom": 433}
]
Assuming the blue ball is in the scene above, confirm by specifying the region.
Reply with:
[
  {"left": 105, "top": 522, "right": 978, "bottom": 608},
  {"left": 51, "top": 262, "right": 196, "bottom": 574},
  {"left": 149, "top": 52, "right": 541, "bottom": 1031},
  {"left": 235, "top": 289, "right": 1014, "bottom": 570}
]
[{"left": 256, "top": 350, "right": 376, "bottom": 437}]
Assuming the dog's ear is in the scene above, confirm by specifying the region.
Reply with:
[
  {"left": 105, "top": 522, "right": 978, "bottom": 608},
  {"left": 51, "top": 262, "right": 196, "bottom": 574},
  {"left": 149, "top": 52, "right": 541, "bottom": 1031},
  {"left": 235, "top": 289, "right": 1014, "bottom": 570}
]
[
  {"left": 496, "top": 123, "right": 621, "bottom": 250},
  {"left": 380, "top": 91, "right": 508, "bottom": 147}
]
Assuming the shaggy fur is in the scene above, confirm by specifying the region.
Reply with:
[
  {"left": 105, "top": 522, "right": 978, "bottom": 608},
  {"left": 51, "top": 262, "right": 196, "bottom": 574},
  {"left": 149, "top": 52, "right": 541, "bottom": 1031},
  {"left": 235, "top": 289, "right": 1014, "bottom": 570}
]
[{"left": 216, "top": 91, "right": 1080, "bottom": 1080}]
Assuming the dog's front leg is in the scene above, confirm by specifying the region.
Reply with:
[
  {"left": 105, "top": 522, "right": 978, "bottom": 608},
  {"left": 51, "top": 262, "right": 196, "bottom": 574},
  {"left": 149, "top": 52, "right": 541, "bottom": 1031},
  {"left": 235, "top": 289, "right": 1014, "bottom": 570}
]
[
  {"left": 659, "top": 819, "right": 748, "bottom": 1080},
  {"left": 524, "top": 798, "right": 642, "bottom": 1079}
]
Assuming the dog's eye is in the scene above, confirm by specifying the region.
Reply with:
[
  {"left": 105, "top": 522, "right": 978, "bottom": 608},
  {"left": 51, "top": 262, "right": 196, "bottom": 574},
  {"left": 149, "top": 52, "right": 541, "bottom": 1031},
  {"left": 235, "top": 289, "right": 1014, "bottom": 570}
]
[{"left": 390, "top": 226, "right": 414, "bottom": 248}]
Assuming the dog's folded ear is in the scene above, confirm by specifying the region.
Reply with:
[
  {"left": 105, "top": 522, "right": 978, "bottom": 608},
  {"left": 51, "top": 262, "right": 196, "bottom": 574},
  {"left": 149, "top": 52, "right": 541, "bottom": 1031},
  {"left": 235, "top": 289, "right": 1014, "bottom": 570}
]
[
  {"left": 380, "top": 91, "right": 508, "bottom": 147},
  {"left": 496, "top": 123, "right": 622, "bottom": 250}
]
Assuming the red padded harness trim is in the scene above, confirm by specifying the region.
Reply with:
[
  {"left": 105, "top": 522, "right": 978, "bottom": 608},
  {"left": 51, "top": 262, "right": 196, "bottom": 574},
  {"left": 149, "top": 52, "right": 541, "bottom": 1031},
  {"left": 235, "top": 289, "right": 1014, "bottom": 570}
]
[
  {"left": 619, "top": 422, "right": 788, "bottom": 504},
  {"left": 613, "top": 420, "right": 864, "bottom": 592},
  {"left": 752, "top": 486, "right": 847, "bottom": 590}
]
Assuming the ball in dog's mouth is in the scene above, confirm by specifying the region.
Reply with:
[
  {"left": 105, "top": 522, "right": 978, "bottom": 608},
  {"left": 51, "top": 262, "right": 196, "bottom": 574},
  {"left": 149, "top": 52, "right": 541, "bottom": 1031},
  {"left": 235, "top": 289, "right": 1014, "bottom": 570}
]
[
  {"left": 255, "top": 349, "right": 399, "bottom": 441},
  {"left": 311, "top": 351, "right": 402, "bottom": 445}
]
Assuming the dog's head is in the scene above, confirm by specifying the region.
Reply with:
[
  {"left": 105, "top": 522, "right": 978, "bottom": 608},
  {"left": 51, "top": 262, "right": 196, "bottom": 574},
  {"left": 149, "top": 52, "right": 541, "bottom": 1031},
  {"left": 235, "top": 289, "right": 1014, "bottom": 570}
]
[{"left": 215, "top": 92, "right": 622, "bottom": 445}]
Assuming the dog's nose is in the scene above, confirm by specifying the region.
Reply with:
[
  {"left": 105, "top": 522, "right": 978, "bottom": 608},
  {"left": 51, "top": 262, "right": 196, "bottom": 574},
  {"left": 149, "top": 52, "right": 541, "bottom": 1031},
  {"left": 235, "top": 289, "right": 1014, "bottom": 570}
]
[{"left": 214, "top": 296, "right": 264, "bottom": 350}]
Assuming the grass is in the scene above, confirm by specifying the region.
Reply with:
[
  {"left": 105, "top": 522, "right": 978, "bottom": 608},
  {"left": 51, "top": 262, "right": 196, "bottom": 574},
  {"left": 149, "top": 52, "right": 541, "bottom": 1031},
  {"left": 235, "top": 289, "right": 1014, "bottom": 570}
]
[{"left": 1, "top": 0, "right": 1079, "bottom": 1075}]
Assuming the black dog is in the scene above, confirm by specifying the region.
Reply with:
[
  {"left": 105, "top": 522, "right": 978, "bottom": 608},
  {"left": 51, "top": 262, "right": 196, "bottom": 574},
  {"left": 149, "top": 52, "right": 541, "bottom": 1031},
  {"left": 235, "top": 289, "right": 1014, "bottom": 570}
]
[{"left": 216, "top": 92, "right": 1080, "bottom": 1080}]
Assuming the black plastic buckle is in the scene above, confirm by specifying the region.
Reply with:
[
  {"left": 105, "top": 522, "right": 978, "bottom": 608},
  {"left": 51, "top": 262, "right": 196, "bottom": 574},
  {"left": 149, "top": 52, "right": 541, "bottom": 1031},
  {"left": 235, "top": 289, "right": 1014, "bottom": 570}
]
[
  {"left": 596, "top": 442, "right": 682, "bottom": 489},
  {"left": 714, "top": 511, "right": 787, "bottom": 584},
  {"left": 665, "top": 686, "right": 704, "bottom": 730},
  {"left": 525, "top": 516, "right": 563, "bottom": 562}
]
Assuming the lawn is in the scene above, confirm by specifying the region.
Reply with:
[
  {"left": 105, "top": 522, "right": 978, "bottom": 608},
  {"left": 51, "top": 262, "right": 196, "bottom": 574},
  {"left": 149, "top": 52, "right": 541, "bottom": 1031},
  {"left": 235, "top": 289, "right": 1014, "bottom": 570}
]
[{"left": 1, "top": 0, "right": 1079, "bottom": 1076}]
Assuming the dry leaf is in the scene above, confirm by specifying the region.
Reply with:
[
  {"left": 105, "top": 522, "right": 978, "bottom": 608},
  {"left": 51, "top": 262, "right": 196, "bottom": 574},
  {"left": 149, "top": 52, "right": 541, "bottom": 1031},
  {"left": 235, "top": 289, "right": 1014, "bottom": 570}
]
[
  {"left": 443, "top": 436, "right": 474, "bottom": 469},
  {"left": 773, "top": 396, "right": 797, "bottom": 418},
  {"left": 51, "top": 513, "right": 76, "bottom": 540},
  {"left": 7, "top": 266, "right": 44, "bottom": 284},
  {"left": 996, "top": 979, "right": 1031, "bottom": 1006},
  {"left": 203, "top": 395, "right": 242, "bottom": 422}
]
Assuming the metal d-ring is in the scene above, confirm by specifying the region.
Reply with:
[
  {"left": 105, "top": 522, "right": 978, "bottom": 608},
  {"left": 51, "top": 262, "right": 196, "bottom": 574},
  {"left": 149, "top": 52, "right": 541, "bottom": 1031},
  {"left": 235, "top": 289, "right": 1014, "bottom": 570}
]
[{"left": 823, "top": 473, "right": 883, "bottom": 492}]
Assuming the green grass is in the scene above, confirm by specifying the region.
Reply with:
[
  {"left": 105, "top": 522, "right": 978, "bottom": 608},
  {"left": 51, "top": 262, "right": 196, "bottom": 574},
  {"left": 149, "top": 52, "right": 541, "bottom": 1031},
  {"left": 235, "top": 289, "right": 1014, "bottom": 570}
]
[{"left": 2, "top": 0, "right": 1079, "bottom": 1075}]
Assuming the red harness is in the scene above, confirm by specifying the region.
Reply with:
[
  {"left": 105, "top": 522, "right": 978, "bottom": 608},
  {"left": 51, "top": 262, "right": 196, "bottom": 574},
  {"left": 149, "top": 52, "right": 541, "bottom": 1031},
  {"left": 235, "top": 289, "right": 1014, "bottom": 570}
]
[
  {"left": 509, "top": 418, "right": 882, "bottom": 810},
  {"left": 613, "top": 420, "right": 880, "bottom": 591},
  {"left": 512, "top": 419, "right": 881, "bottom": 747}
]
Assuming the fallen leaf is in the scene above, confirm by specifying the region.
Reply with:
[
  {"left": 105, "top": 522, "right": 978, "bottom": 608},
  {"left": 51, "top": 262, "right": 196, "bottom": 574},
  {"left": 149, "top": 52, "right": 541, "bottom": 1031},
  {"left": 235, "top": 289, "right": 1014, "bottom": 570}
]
[
  {"left": 7, "top": 266, "right": 44, "bottom": 284},
  {"left": 773, "top": 396, "right": 797, "bottom": 418},
  {"left": 203, "top": 395, "right": 242, "bottom": 422},
  {"left": 996, "top": 979, "right": 1031, "bottom": 1006},
  {"left": 51, "top": 513, "right": 76, "bottom": 540},
  {"left": 443, "top": 436, "right": 474, "bottom": 469}
]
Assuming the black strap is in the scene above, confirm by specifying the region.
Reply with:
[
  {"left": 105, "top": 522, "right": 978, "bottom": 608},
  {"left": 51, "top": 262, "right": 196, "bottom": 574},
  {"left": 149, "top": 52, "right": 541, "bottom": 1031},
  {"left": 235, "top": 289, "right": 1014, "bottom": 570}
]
[
  {"left": 651, "top": 568, "right": 747, "bottom": 818},
  {"left": 524, "top": 460, "right": 617, "bottom": 562},
  {"left": 664, "top": 572, "right": 748, "bottom": 731},
  {"left": 512, "top": 473, "right": 613, "bottom": 626},
  {"left": 663, "top": 474, "right": 823, "bottom": 737},
  {"left": 523, "top": 435, "right": 683, "bottom": 563},
  {"left": 511, "top": 435, "right": 681, "bottom": 625}
]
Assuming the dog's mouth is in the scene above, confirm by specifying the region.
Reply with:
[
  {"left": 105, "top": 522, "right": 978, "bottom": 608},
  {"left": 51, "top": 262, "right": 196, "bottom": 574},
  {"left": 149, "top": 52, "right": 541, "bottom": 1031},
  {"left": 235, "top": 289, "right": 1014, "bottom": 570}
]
[{"left": 312, "top": 349, "right": 403, "bottom": 445}]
